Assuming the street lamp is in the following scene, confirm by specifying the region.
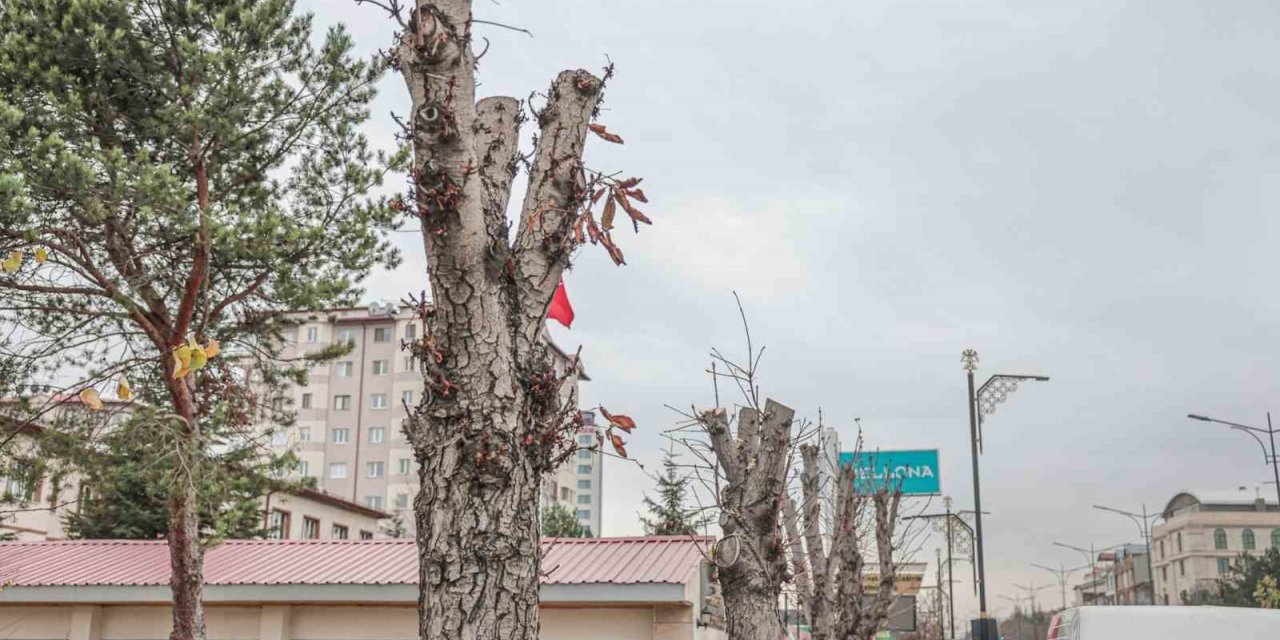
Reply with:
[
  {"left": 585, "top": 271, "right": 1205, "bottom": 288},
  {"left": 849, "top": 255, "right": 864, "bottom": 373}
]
[
  {"left": 1031, "top": 562, "right": 1090, "bottom": 610},
  {"left": 902, "top": 496, "right": 987, "bottom": 638},
  {"left": 1053, "top": 540, "right": 1129, "bottom": 606},
  {"left": 1092, "top": 504, "right": 1159, "bottom": 605},
  {"left": 1186, "top": 413, "right": 1280, "bottom": 509},
  {"left": 962, "top": 349, "right": 1049, "bottom": 640}
]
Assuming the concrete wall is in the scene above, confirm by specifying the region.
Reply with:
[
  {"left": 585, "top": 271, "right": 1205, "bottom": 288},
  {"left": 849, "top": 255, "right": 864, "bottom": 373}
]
[{"left": 0, "top": 603, "right": 713, "bottom": 640}]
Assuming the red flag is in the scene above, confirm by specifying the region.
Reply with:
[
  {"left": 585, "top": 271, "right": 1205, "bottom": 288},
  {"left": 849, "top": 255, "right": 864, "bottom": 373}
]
[{"left": 548, "top": 279, "right": 574, "bottom": 328}]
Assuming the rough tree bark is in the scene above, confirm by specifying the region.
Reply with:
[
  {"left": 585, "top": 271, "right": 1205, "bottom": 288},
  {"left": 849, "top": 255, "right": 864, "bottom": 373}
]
[
  {"left": 792, "top": 444, "right": 903, "bottom": 640},
  {"left": 701, "top": 400, "right": 795, "bottom": 640},
  {"left": 390, "top": 1, "right": 642, "bottom": 638}
]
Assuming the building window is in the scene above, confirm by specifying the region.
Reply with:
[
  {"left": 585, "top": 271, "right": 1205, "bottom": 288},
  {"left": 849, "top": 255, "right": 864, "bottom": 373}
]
[
  {"left": 306, "top": 326, "right": 319, "bottom": 343},
  {"left": 1243, "top": 528, "right": 1256, "bottom": 550},
  {"left": 373, "top": 327, "right": 391, "bottom": 342},
  {"left": 367, "top": 462, "right": 385, "bottom": 478},
  {"left": 402, "top": 356, "right": 416, "bottom": 372},
  {"left": 271, "top": 431, "right": 288, "bottom": 447},
  {"left": 267, "top": 509, "right": 290, "bottom": 539},
  {"left": 576, "top": 509, "right": 590, "bottom": 519},
  {"left": 337, "top": 329, "right": 355, "bottom": 345},
  {"left": 578, "top": 449, "right": 591, "bottom": 460},
  {"left": 334, "top": 395, "right": 352, "bottom": 410},
  {"left": 329, "top": 463, "right": 348, "bottom": 479},
  {"left": 398, "top": 458, "right": 412, "bottom": 475},
  {"left": 1161, "top": 566, "right": 1167, "bottom": 581},
  {"left": 578, "top": 479, "right": 591, "bottom": 490},
  {"left": 1158, "top": 540, "right": 1165, "bottom": 559},
  {"left": 560, "top": 487, "right": 570, "bottom": 501},
  {"left": 366, "top": 495, "right": 384, "bottom": 509},
  {"left": 332, "top": 524, "right": 349, "bottom": 540},
  {"left": 402, "top": 390, "right": 414, "bottom": 406},
  {"left": 577, "top": 495, "right": 591, "bottom": 504},
  {"left": 405, "top": 323, "right": 417, "bottom": 339},
  {"left": 332, "top": 428, "right": 350, "bottom": 444},
  {"left": 578, "top": 435, "right": 593, "bottom": 445},
  {"left": 1177, "top": 532, "right": 1183, "bottom": 553},
  {"left": 298, "top": 426, "right": 311, "bottom": 442},
  {"left": 1214, "top": 528, "right": 1228, "bottom": 550},
  {"left": 302, "top": 517, "right": 320, "bottom": 539},
  {"left": 4, "top": 461, "right": 33, "bottom": 501},
  {"left": 1273, "top": 529, "right": 1280, "bottom": 549},
  {"left": 369, "top": 427, "right": 385, "bottom": 444},
  {"left": 1218, "top": 558, "right": 1231, "bottom": 575},
  {"left": 1179, "top": 559, "right": 1185, "bottom": 576},
  {"left": 396, "top": 493, "right": 410, "bottom": 509},
  {"left": 301, "top": 393, "right": 313, "bottom": 409},
  {"left": 336, "top": 361, "right": 354, "bottom": 377},
  {"left": 372, "top": 359, "right": 390, "bottom": 375},
  {"left": 360, "top": 530, "right": 374, "bottom": 540},
  {"left": 371, "top": 394, "right": 388, "bottom": 410},
  {"left": 577, "top": 465, "right": 591, "bottom": 474},
  {"left": 297, "top": 461, "right": 310, "bottom": 477}
]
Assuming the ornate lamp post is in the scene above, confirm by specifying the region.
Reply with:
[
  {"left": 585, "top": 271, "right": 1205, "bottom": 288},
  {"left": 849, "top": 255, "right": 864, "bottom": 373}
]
[
  {"left": 962, "top": 349, "right": 1049, "bottom": 640},
  {"left": 1031, "top": 561, "right": 1090, "bottom": 610},
  {"left": 903, "top": 495, "right": 983, "bottom": 638}
]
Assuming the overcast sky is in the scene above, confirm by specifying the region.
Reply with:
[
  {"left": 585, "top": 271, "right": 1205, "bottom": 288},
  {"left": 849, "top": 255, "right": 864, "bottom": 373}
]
[{"left": 305, "top": 0, "right": 1280, "bottom": 623}]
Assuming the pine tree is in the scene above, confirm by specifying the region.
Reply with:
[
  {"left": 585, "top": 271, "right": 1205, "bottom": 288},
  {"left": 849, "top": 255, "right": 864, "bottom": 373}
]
[
  {"left": 540, "top": 502, "right": 591, "bottom": 538},
  {"left": 0, "top": 2, "right": 403, "bottom": 639},
  {"left": 641, "top": 450, "right": 709, "bottom": 536}
]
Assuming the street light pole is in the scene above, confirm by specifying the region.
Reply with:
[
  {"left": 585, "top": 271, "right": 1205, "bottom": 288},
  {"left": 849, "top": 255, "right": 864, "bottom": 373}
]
[
  {"left": 945, "top": 497, "right": 956, "bottom": 637},
  {"left": 1054, "top": 541, "right": 1129, "bottom": 606},
  {"left": 1092, "top": 504, "right": 1159, "bottom": 605},
  {"left": 962, "top": 349, "right": 1049, "bottom": 640},
  {"left": 903, "top": 499, "right": 986, "bottom": 637},
  {"left": 1187, "top": 412, "right": 1280, "bottom": 509},
  {"left": 1031, "top": 562, "right": 1089, "bottom": 610}
]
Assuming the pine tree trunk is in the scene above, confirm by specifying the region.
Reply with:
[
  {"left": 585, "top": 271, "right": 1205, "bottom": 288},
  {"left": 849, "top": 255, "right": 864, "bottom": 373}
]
[{"left": 166, "top": 379, "right": 205, "bottom": 640}]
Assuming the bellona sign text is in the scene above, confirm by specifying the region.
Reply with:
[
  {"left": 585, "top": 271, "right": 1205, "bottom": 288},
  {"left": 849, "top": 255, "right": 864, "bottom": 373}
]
[{"left": 838, "top": 449, "right": 941, "bottom": 496}]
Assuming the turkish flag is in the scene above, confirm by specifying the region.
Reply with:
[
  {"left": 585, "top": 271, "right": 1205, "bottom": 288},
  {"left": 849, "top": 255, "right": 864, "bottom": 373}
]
[{"left": 547, "top": 278, "right": 574, "bottom": 328}]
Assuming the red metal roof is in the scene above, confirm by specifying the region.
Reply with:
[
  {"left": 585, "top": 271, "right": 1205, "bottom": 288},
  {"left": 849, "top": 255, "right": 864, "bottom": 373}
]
[{"left": 0, "top": 536, "right": 711, "bottom": 588}]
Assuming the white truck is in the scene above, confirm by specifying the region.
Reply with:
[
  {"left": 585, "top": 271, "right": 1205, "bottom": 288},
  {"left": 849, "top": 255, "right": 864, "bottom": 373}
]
[{"left": 1045, "top": 606, "right": 1280, "bottom": 639}]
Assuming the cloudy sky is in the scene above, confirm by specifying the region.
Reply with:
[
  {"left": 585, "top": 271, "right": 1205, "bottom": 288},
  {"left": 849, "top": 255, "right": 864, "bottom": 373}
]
[{"left": 305, "top": 0, "right": 1280, "bottom": 623}]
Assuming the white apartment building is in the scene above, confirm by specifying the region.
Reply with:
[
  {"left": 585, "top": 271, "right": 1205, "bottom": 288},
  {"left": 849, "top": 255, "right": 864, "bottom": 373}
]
[
  {"left": 1151, "top": 487, "right": 1280, "bottom": 605},
  {"left": 279, "top": 303, "right": 596, "bottom": 534},
  {"left": 0, "top": 399, "right": 386, "bottom": 541},
  {"left": 571, "top": 411, "right": 604, "bottom": 535}
]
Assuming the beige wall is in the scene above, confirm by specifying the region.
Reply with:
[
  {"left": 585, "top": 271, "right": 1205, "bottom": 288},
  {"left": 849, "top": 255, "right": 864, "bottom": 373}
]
[
  {"left": 1152, "top": 510, "right": 1280, "bottom": 603},
  {"left": 0, "top": 602, "right": 713, "bottom": 640}
]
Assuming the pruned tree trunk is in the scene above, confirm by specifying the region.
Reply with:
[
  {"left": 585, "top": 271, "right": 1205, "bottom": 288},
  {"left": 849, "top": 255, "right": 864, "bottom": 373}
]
[
  {"left": 389, "top": 2, "right": 644, "bottom": 638},
  {"left": 701, "top": 400, "right": 795, "bottom": 640},
  {"left": 794, "top": 443, "right": 903, "bottom": 640}
]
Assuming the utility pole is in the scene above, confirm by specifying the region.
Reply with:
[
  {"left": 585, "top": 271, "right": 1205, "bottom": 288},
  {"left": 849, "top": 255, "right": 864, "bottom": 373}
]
[{"left": 962, "top": 349, "right": 1049, "bottom": 640}]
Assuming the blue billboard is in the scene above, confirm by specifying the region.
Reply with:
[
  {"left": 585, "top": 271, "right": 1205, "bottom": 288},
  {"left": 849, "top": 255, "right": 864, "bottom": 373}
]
[{"left": 838, "top": 449, "right": 941, "bottom": 496}]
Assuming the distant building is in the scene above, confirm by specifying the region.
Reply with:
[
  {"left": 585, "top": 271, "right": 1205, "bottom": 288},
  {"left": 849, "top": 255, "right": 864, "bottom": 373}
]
[
  {"left": 572, "top": 410, "right": 604, "bottom": 535},
  {"left": 1112, "top": 544, "right": 1152, "bottom": 605},
  {"left": 278, "top": 304, "right": 592, "bottom": 534},
  {"left": 1151, "top": 488, "right": 1280, "bottom": 605}
]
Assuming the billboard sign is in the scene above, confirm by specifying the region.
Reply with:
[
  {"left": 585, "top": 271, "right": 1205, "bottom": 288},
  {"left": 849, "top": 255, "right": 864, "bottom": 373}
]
[{"left": 839, "top": 449, "right": 941, "bottom": 496}]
